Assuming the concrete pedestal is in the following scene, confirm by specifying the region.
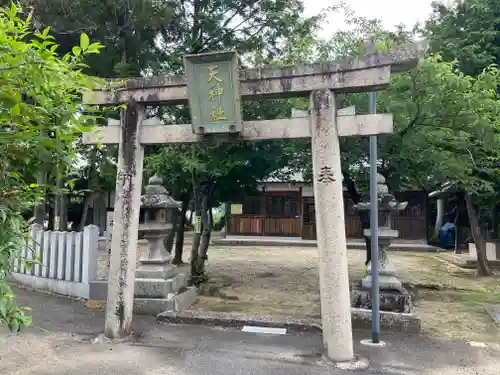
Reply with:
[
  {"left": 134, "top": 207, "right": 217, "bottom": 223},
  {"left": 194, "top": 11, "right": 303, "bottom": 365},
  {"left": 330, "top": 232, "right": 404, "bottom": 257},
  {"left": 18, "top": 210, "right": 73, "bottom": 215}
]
[
  {"left": 134, "top": 249, "right": 197, "bottom": 315},
  {"left": 355, "top": 228, "right": 411, "bottom": 313},
  {"left": 361, "top": 258, "right": 404, "bottom": 293},
  {"left": 351, "top": 289, "right": 412, "bottom": 313},
  {"left": 134, "top": 286, "right": 198, "bottom": 315},
  {"left": 134, "top": 260, "right": 197, "bottom": 315}
]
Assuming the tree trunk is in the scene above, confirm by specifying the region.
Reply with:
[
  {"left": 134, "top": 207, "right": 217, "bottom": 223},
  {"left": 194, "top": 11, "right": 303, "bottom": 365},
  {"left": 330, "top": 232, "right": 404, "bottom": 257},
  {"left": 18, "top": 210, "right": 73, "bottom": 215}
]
[
  {"left": 433, "top": 198, "right": 444, "bottom": 240},
  {"left": 54, "top": 180, "right": 60, "bottom": 231},
  {"left": 209, "top": 209, "right": 213, "bottom": 232},
  {"left": 47, "top": 197, "right": 55, "bottom": 231},
  {"left": 491, "top": 203, "right": 499, "bottom": 240},
  {"left": 189, "top": 179, "right": 202, "bottom": 284},
  {"left": 188, "top": 208, "right": 194, "bottom": 226},
  {"left": 195, "top": 196, "right": 212, "bottom": 285},
  {"left": 55, "top": 176, "right": 69, "bottom": 231},
  {"left": 59, "top": 194, "right": 68, "bottom": 231},
  {"left": 173, "top": 199, "right": 189, "bottom": 265},
  {"left": 79, "top": 193, "right": 95, "bottom": 231},
  {"left": 79, "top": 148, "right": 98, "bottom": 231},
  {"left": 359, "top": 210, "right": 372, "bottom": 265},
  {"left": 465, "top": 193, "right": 492, "bottom": 276},
  {"left": 453, "top": 206, "right": 461, "bottom": 254},
  {"left": 164, "top": 206, "right": 179, "bottom": 254},
  {"left": 343, "top": 173, "right": 371, "bottom": 265},
  {"left": 34, "top": 170, "right": 47, "bottom": 225},
  {"left": 223, "top": 202, "right": 230, "bottom": 237}
]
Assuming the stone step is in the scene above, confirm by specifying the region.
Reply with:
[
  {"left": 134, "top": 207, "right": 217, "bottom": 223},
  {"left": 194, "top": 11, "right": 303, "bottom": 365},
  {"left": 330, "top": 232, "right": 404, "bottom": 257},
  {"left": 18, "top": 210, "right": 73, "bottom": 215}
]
[
  {"left": 172, "top": 286, "right": 198, "bottom": 311},
  {"left": 135, "top": 264, "right": 177, "bottom": 279},
  {"left": 170, "top": 272, "right": 189, "bottom": 294},
  {"left": 134, "top": 286, "right": 198, "bottom": 315},
  {"left": 135, "top": 278, "right": 171, "bottom": 298},
  {"left": 134, "top": 273, "right": 189, "bottom": 298},
  {"left": 361, "top": 274, "right": 404, "bottom": 293}
]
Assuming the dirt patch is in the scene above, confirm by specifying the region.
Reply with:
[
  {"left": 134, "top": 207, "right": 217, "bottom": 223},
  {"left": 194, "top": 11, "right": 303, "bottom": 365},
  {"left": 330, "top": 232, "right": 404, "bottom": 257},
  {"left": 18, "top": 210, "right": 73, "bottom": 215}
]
[{"left": 187, "top": 246, "right": 500, "bottom": 342}]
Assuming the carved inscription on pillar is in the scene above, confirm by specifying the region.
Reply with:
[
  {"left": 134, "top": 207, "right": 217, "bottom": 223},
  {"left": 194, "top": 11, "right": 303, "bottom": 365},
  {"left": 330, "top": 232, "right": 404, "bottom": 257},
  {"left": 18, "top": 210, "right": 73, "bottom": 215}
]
[{"left": 318, "top": 166, "right": 336, "bottom": 184}]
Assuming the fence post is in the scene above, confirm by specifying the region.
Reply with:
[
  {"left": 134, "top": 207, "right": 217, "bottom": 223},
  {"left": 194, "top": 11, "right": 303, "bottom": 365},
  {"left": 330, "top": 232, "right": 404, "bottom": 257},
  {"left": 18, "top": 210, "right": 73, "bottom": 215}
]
[
  {"left": 57, "top": 232, "right": 67, "bottom": 280},
  {"left": 41, "top": 231, "right": 52, "bottom": 278},
  {"left": 82, "top": 225, "right": 99, "bottom": 284},
  {"left": 25, "top": 224, "right": 41, "bottom": 275},
  {"left": 32, "top": 224, "right": 44, "bottom": 276},
  {"left": 74, "top": 231, "right": 83, "bottom": 282},
  {"left": 65, "top": 232, "right": 76, "bottom": 282},
  {"left": 19, "top": 231, "right": 28, "bottom": 274},
  {"left": 49, "top": 231, "right": 59, "bottom": 279}
]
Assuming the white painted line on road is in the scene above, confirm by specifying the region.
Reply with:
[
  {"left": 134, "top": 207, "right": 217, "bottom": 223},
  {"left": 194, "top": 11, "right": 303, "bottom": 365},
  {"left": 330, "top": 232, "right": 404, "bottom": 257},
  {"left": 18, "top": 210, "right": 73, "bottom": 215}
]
[
  {"left": 360, "top": 339, "right": 387, "bottom": 348},
  {"left": 468, "top": 341, "right": 487, "bottom": 347},
  {"left": 242, "top": 326, "right": 287, "bottom": 335}
]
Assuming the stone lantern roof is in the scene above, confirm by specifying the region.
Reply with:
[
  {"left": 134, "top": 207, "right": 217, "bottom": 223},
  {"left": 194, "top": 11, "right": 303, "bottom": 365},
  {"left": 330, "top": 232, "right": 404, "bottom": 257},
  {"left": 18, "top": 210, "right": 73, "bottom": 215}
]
[
  {"left": 141, "top": 174, "right": 181, "bottom": 210},
  {"left": 353, "top": 173, "right": 408, "bottom": 213}
]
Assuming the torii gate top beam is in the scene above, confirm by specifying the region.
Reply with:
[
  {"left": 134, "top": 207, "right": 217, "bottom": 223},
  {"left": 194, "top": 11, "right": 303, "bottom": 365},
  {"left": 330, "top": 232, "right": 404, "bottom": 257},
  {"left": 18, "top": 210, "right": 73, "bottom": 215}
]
[{"left": 84, "top": 43, "right": 426, "bottom": 105}]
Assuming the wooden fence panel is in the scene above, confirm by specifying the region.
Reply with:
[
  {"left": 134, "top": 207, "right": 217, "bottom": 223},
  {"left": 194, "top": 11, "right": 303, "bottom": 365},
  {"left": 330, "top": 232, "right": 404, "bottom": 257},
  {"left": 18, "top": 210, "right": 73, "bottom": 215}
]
[
  {"left": 263, "top": 217, "right": 301, "bottom": 237},
  {"left": 392, "top": 217, "right": 426, "bottom": 240},
  {"left": 228, "top": 216, "right": 264, "bottom": 235}
]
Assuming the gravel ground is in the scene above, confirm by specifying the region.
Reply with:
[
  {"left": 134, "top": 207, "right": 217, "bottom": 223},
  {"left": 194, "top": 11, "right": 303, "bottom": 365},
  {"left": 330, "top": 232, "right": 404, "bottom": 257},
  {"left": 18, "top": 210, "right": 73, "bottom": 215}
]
[{"left": 188, "top": 246, "right": 500, "bottom": 342}]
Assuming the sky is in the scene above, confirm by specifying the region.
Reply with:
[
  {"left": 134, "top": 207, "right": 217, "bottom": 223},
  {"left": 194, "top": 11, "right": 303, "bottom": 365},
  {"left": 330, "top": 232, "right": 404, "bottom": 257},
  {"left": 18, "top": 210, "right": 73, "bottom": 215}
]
[{"left": 303, "top": 0, "right": 442, "bottom": 37}]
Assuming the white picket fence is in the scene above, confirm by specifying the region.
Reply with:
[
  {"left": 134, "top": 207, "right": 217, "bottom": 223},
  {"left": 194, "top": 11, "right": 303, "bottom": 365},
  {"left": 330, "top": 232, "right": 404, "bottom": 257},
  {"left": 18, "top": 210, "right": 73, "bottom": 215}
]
[{"left": 11, "top": 224, "right": 100, "bottom": 298}]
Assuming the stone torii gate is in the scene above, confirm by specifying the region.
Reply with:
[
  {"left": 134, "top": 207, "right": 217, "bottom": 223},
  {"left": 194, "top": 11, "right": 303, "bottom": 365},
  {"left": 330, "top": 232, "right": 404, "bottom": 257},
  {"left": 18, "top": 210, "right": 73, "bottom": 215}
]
[{"left": 82, "top": 45, "right": 423, "bottom": 362}]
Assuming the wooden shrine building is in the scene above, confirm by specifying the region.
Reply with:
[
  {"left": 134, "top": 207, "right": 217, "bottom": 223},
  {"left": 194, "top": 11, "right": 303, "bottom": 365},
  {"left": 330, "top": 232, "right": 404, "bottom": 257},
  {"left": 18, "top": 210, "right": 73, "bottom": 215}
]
[{"left": 226, "top": 172, "right": 429, "bottom": 242}]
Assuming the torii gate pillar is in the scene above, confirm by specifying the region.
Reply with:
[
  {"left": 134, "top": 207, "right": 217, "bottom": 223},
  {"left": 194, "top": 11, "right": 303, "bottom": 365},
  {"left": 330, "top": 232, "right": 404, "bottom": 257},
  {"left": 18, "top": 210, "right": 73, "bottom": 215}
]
[
  {"left": 104, "top": 100, "right": 145, "bottom": 338},
  {"left": 310, "top": 89, "right": 353, "bottom": 361}
]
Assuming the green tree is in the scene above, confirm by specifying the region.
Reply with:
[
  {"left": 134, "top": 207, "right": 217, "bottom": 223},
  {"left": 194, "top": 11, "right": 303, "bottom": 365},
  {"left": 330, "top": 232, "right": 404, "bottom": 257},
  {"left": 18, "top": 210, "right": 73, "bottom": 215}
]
[
  {"left": 277, "top": 10, "right": 500, "bottom": 276},
  {"left": 17, "top": 0, "right": 174, "bottom": 77},
  {"left": 146, "top": 137, "right": 295, "bottom": 283},
  {"left": 6, "top": 0, "right": 163, "bottom": 228},
  {"left": 142, "top": 1, "right": 329, "bottom": 282},
  {"left": 377, "top": 56, "right": 500, "bottom": 276},
  {"left": 425, "top": 0, "right": 500, "bottom": 76},
  {"left": 0, "top": 3, "right": 103, "bottom": 329},
  {"left": 18, "top": 0, "right": 329, "bottom": 235},
  {"left": 266, "top": 12, "right": 416, "bottom": 262},
  {"left": 157, "top": 0, "right": 326, "bottom": 72}
]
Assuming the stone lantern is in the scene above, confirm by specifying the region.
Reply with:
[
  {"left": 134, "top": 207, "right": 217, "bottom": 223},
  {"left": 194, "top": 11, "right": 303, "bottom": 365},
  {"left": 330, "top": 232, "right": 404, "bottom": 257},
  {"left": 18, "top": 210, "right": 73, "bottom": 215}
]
[
  {"left": 138, "top": 174, "right": 180, "bottom": 265},
  {"left": 352, "top": 174, "right": 411, "bottom": 312},
  {"left": 134, "top": 174, "right": 197, "bottom": 314}
]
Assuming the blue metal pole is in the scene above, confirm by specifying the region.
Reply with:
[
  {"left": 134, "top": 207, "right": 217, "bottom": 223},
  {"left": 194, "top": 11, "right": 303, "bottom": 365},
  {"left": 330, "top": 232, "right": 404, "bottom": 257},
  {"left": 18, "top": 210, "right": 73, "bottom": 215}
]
[{"left": 369, "top": 91, "right": 380, "bottom": 343}]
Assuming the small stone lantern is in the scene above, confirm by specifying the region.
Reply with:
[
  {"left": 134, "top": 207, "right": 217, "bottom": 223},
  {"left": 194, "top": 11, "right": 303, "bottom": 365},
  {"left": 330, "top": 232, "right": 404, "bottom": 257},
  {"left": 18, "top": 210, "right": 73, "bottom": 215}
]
[
  {"left": 134, "top": 174, "right": 198, "bottom": 315},
  {"left": 352, "top": 174, "right": 411, "bottom": 312},
  {"left": 136, "top": 174, "right": 181, "bottom": 276}
]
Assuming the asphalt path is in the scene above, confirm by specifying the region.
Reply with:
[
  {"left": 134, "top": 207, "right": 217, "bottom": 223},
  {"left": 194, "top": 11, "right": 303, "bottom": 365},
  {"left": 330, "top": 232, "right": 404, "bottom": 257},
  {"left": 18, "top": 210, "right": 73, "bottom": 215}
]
[{"left": 1, "top": 287, "right": 499, "bottom": 375}]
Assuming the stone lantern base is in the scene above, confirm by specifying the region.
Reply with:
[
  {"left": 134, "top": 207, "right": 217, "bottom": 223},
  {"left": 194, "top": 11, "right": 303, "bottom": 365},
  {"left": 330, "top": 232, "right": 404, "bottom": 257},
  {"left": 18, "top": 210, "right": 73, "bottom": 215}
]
[
  {"left": 133, "top": 234, "right": 197, "bottom": 315},
  {"left": 351, "top": 229, "right": 412, "bottom": 313},
  {"left": 351, "top": 289, "right": 412, "bottom": 313},
  {"left": 133, "top": 257, "right": 198, "bottom": 315}
]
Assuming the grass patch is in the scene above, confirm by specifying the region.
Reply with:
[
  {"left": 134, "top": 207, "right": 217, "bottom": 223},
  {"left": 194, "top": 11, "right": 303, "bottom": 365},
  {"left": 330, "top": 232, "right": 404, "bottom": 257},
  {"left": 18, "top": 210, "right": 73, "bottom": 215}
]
[{"left": 186, "top": 246, "right": 500, "bottom": 342}]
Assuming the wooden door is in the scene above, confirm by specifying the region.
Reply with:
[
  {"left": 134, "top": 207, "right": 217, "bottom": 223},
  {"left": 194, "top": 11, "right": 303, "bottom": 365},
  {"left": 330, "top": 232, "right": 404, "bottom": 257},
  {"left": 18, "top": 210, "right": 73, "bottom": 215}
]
[{"left": 302, "top": 197, "right": 316, "bottom": 239}]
